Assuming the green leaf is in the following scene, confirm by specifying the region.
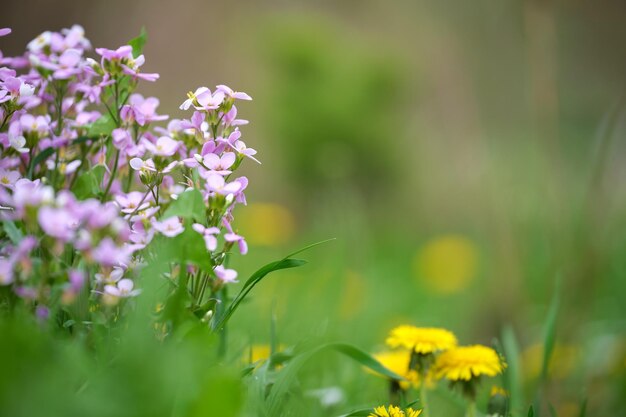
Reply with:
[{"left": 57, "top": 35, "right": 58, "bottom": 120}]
[
  {"left": 540, "top": 282, "right": 561, "bottom": 381},
  {"left": 212, "top": 238, "right": 333, "bottom": 332},
  {"left": 337, "top": 409, "right": 373, "bottom": 417},
  {"left": 2, "top": 220, "right": 23, "bottom": 243},
  {"left": 578, "top": 398, "right": 587, "bottom": 417},
  {"left": 502, "top": 326, "right": 523, "bottom": 414},
  {"left": 87, "top": 114, "right": 116, "bottom": 137},
  {"left": 331, "top": 343, "right": 404, "bottom": 380},
  {"left": 72, "top": 136, "right": 93, "bottom": 145},
  {"left": 161, "top": 189, "right": 205, "bottom": 221},
  {"left": 150, "top": 228, "right": 213, "bottom": 273},
  {"left": 211, "top": 258, "right": 307, "bottom": 332},
  {"left": 27, "top": 147, "right": 55, "bottom": 178},
  {"left": 128, "top": 27, "right": 148, "bottom": 58},
  {"left": 71, "top": 165, "right": 105, "bottom": 200},
  {"left": 528, "top": 405, "right": 535, "bottom": 417},
  {"left": 265, "top": 342, "right": 404, "bottom": 416}
]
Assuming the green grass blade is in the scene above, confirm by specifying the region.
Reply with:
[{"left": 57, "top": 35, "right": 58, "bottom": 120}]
[
  {"left": 212, "top": 239, "right": 333, "bottom": 332},
  {"left": 27, "top": 147, "right": 54, "bottom": 178},
  {"left": 540, "top": 283, "right": 561, "bottom": 381},
  {"left": 578, "top": 398, "right": 587, "bottom": 417},
  {"left": 330, "top": 343, "right": 404, "bottom": 380},
  {"left": 282, "top": 237, "right": 336, "bottom": 259},
  {"left": 337, "top": 409, "right": 373, "bottom": 417},
  {"left": 211, "top": 258, "right": 307, "bottom": 332},
  {"left": 501, "top": 326, "right": 523, "bottom": 414}
]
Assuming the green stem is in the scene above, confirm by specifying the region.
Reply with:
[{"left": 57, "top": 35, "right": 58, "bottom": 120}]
[
  {"left": 0, "top": 110, "right": 14, "bottom": 131},
  {"left": 466, "top": 400, "right": 477, "bottom": 417},
  {"left": 420, "top": 384, "right": 430, "bottom": 417},
  {"left": 101, "top": 149, "right": 120, "bottom": 201}
]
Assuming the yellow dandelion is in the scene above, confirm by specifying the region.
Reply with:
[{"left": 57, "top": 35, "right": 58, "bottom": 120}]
[
  {"left": 386, "top": 325, "right": 458, "bottom": 354},
  {"left": 245, "top": 344, "right": 286, "bottom": 366},
  {"left": 490, "top": 385, "right": 508, "bottom": 397},
  {"left": 249, "top": 344, "right": 272, "bottom": 364},
  {"left": 414, "top": 235, "right": 479, "bottom": 294},
  {"left": 521, "top": 343, "right": 579, "bottom": 380},
  {"left": 433, "top": 345, "right": 505, "bottom": 381},
  {"left": 405, "top": 408, "right": 422, "bottom": 417},
  {"left": 369, "top": 405, "right": 422, "bottom": 417},
  {"left": 371, "top": 350, "right": 420, "bottom": 389}
]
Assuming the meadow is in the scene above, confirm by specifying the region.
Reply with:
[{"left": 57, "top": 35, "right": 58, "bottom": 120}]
[{"left": 1, "top": 2, "right": 625, "bottom": 416}]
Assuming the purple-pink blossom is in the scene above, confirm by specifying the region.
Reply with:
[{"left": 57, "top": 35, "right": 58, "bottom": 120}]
[
  {"left": 152, "top": 217, "right": 184, "bottom": 237},
  {"left": 192, "top": 223, "right": 220, "bottom": 252},
  {"left": 214, "top": 265, "right": 238, "bottom": 283}
]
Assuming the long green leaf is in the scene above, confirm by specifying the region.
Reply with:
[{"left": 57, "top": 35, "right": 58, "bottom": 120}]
[
  {"left": 283, "top": 237, "right": 336, "bottom": 259},
  {"left": 27, "top": 147, "right": 54, "bottom": 178},
  {"left": 502, "top": 326, "right": 523, "bottom": 414},
  {"left": 540, "top": 285, "right": 561, "bottom": 381},
  {"left": 212, "top": 238, "right": 333, "bottom": 331},
  {"left": 211, "top": 258, "right": 307, "bottom": 331},
  {"left": 1, "top": 220, "right": 23, "bottom": 244},
  {"left": 578, "top": 398, "right": 587, "bottom": 417},
  {"left": 337, "top": 409, "right": 373, "bottom": 417}
]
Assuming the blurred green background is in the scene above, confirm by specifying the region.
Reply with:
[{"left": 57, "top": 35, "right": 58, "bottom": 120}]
[{"left": 3, "top": 1, "right": 626, "bottom": 416}]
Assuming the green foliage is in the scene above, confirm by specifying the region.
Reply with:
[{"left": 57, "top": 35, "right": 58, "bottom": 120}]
[
  {"left": 212, "top": 257, "right": 307, "bottom": 332},
  {"left": 540, "top": 287, "right": 560, "bottom": 382},
  {"left": 162, "top": 189, "right": 205, "bottom": 222},
  {"left": 71, "top": 165, "right": 105, "bottom": 199},
  {"left": 578, "top": 398, "right": 587, "bottom": 417},
  {"left": 264, "top": 342, "right": 404, "bottom": 416},
  {"left": 87, "top": 114, "right": 116, "bottom": 137},
  {"left": 1, "top": 220, "right": 22, "bottom": 244},
  {"left": 502, "top": 326, "right": 523, "bottom": 414},
  {"left": 129, "top": 27, "right": 148, "bottom": 58},
  {"left": 149, "top": 228, "right": 214, "bottom": 273},
  {"left": 27, "top": 147, "right": 54, "bottom": 178},
  {"left": 261, "top": 19, "right": 408, "bottom": 195},
  {"left": 338, "top": 409, "right": 373, "bottom": 417}
]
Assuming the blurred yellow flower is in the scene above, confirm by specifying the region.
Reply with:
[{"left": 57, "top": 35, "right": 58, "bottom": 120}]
[
  {"left": 433, "top": 345, "right": 505, "bottom": 381},
  {"left": 236, "top": 203, "right": 295, "bottom": 246},
  {"left": 371, "top": 350, "right": 419, "bottom": 389},
  {"left": 414, "top": 235, "right": 479, "bottom": 294},
  {"left": 370, "top": 405, "right": 422, "bottom": 417},
  {"left": 490, "top": 385, "right": 508, "bottom": 397},
  {"left": 386, "top": 325, "right": 458, "bottom": 354},
  {"left": 521, "top": 343, "right": 579, "bottom": 380},
  {"left": 245, "top": 344, "right": 286, "bottom": 365}
]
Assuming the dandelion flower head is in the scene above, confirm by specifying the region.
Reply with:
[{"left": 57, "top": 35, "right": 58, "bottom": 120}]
[
  {"left": 386, "top": 325, "right": 458, "bottom": 354},
  {"left": 370, "top": 405, "right": 422, "bottom": 417},
  {"left": 433, "top": 345, "right": 505, "bottom": 381}
]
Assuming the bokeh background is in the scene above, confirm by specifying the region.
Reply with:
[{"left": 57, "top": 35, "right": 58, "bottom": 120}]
[{"left": 3, "top": 1, "right": 626, "bottom": 415}]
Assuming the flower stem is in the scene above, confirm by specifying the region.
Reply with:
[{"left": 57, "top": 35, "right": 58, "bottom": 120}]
[
  {"left": 101, "top": 149, "right": 120, "bottom": 201},
  {"left": 466, "top": 400, "right": 477, "bottom": 417},
  {"left": 420, "top": 384, "right": 430, "bottom": 417}
]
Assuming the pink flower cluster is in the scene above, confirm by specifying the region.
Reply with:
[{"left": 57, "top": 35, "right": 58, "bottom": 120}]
[{"left": 0, "top": 26, "right": 257, "bottom": 321}]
